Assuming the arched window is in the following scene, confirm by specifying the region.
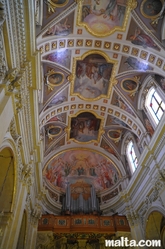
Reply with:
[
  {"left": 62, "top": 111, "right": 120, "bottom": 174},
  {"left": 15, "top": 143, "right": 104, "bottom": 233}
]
[
  {"left": 145, "top": 87, "right": 165, "bottom": 125},
  {"left": 126, "top": 140, "right": 138, "bottom": 173}
]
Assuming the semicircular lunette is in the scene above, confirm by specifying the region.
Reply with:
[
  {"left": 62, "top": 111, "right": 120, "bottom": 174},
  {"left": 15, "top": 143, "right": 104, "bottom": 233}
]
[{"left": 43, "top": 149, "right": 121, "bottom": 192}]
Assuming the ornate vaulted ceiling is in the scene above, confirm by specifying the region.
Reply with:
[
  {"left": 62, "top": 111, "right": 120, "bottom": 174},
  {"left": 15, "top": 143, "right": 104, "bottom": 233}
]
[{"left": 36, "top": 0, "right": 165, "bottom": 214}]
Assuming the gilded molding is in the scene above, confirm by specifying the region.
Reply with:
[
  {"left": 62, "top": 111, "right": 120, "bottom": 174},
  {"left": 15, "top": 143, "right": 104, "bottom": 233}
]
[
  {"left": 66, "top": 110, "right": 105, "bottom": 144},
  {"left": 70, "top": 50, "right": 118, "bottom": 101},
  {"left": 77, "top": 0, "right": 137, "bottom": 37},
  {"left": 45, "top": 0, "right": 69, "bottom": 13}
]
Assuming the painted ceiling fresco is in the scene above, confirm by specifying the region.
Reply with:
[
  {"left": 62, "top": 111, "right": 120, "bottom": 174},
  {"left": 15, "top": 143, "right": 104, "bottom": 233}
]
[
  {"left": 43, "top": 149, "right": 120, "bottom": 192},
  {"left": 36, "top": 0, "right": 165, "bottom": 208}
]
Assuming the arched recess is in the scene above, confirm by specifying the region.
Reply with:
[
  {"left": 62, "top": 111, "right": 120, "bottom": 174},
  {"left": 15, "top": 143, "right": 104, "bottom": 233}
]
[
  {"left": 145, "top": 209, "right": 165, "bottom": 247},
  {"left": 16, "top": 211, "right": 27, "bottom": 249},
  {"left": 0, "top": 147, "right": 14, "bottom": 212}
]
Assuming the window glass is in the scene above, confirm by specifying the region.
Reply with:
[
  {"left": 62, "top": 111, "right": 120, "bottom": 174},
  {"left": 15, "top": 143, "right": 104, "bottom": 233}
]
[{"left": 146, "top": 88, "right": 165, "bottom": 124}]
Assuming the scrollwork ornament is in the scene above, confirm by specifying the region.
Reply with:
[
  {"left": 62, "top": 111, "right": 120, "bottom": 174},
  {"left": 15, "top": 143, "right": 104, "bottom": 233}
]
[{"left": 21, "top": 163, "right": 34, "bottom": 189}]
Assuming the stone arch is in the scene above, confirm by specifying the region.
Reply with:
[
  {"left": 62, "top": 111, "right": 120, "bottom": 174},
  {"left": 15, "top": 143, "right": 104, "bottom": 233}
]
[
  {"left": 0, "top": 147, "right": 14, "bottom": 212},
  {"left": 145, "top": 206, "right": 165, "bottom": 247}
]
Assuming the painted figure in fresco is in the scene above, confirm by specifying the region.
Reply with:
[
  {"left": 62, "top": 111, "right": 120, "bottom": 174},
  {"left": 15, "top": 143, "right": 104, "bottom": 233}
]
[
  {"left": 82, "top": 0, "right": 125, "bottom": 34},
  {"left": 160, "top": 77, "right": 165, "bottom": 90},
  {"left": 47, "top": 18, "right": 71, "bottom": 36},
  {"left": 124, "top": 57, "right": 152, "bottom": 71},
  {"left": 129, "top": 27, "right": 157, "bottom": 49},
  {"left": 144, "top": 0, "right": 162, "bottom": 16},
  {"left": 122, "top": 79, "right": 137, "bottom": 91},
  {"left": 144, "top": 118, "right": 154, "bottom": 137},
  {"left": 48, "top": 127, "right": 61, "bottom": 135},
  {"left": 103, "top": 0, "right": 118, "bottom": 20},
  {"left": 90, "top": 0, "right": 118, "bottom": 20},
  {"left": 45, "top": 150, "right": 120, "bottom": 192},
  {"left": 74, "top": 61, "right": 111, "bottom": 98},
  {"left": 45, "top": 49, "right": 71, "bottom": 69},
  {"left": 115, "top": 96, "right": 134, "bottom": 115},
  {"left": 70, "top": 116, "right": 100, "bottom": 142},
  {"left": 48, "top": 73, "right": 62, "bottom": 85}
]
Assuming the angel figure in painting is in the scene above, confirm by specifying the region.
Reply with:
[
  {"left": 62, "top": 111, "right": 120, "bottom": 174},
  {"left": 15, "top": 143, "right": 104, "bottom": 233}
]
[
  {"left": 83, "top": 0, "right": 125, "bottom": 34},
  {"left": 46, "top": 18, "right": 71, "bottom": 36}
]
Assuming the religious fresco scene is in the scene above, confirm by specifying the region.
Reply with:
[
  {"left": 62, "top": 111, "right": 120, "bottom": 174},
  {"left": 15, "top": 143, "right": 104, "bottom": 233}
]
[
  {"left": 127, "top": 18, "right": 160, "bottom": 50},
  {"left": 44, "top": 149, "right": 120, "bottom": 192},
  {"left": 111, "top": 90, "right": 135, "bottom": 116},
  {"left": 35, "top": 0, "right": 165, "bottom": 245},
  {"left": 3, "top": 0, "right": 165, "bottom": 248},
  {"left": 73, "top": 53, "right": 114, "bottom": 99},
  {"left": 43, "top": 13, "right": 74, "bottom": 37},
  {"left": 79, "top": 0, "right": 127, "bottom": 36},
  {"left": 38, "top": 0, "right": 165, "bottom": 212},
  {"left": 43, "top": 49, "right": 72, "bottom": 69},
  {"left": 69, "top": 112, "right": 102, "bottom": 142}
]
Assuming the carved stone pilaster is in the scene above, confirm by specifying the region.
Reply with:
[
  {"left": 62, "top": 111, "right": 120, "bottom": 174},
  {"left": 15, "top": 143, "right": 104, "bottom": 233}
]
[
  {"left": 9, "top": 118, "right": 25, "bottom": 185},
  {"left": 126, "top": 209, "right": 139, "bottom": 227}
]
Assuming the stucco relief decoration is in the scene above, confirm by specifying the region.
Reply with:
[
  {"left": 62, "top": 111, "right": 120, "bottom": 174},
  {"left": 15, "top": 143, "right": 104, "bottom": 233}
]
[
  {"left": 43, "top": 149, "right": 121, "bottom": 192},
  {"left": 77, "top": 0, "right": 137, "bottom": 37},
  {"left": 67, "top": 111, "right": 104, "bottom": 143},
  {"left": 45, "top": 0, "right": 69, "bottom": 13},
  {"left": 71, "top": 51, "right": 117, "bottom": 100}
]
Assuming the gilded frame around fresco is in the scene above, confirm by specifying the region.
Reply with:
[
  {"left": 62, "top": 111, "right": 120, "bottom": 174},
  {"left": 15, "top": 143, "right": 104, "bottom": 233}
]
[
  {"left": 121, "top": 77, "right": 139, "bottom": 96},
  {"left": 77, "top": 0, "right": 137, "bottom": 37},
  {"left": 107, "top": 129, "right": 122, "bottom": 143},
  {"left": 47, "top": 126, "right": 62, "bottom": 139},
  {"left": 45, "top": 69, "right": 64, "bottom": 91},
  {"left": 140, "top": 0, "right": 164, "bottom": 19},
  {"left": 70, "top": 50, "right": 118, "bottom": 101},
  {"left": 66, "top": 110, "right": 105, "bottom": 144}
]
